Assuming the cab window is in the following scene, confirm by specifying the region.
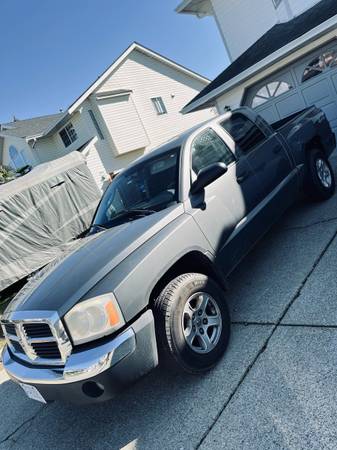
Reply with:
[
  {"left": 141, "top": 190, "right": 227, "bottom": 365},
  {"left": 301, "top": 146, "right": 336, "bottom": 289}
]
[
  {"left": 221, "top": 113, "right": 266, "bottom": 153},
  {"left": 191, "top": 128, "right": 235, "bottom": 175}
]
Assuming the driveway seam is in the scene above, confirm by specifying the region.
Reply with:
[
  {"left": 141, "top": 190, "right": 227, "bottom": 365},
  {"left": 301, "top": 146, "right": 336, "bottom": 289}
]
[{"left": 196, "top": 225, "right": 337, "bottom": 449}]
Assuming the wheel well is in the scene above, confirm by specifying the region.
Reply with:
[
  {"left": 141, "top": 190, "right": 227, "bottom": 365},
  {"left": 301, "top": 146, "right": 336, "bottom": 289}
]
[
  {"left": 149, "top": 251, "right": 226, "bottom": 305},
  {"left": 305, "top": 137, "right": 324, "bottom": 156}
]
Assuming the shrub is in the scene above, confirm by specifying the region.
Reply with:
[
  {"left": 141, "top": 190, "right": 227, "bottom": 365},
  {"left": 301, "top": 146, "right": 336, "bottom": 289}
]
[{"left": 0, "top": 164, "right": 17, "bottom": 184}]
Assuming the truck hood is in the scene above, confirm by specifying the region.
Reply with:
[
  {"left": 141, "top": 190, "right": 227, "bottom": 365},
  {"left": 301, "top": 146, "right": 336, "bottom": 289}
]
[{"left": 5, "top": 204, "right": 184, "bottom": 316}]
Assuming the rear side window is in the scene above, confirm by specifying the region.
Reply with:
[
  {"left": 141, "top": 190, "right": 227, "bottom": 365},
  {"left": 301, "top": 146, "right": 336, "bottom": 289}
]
[
  {"left": 191, "top": 128, "right": 235, "bottom": 175},
  {"left": 220, "top": 113, "right": 266, "bottom": 153}
]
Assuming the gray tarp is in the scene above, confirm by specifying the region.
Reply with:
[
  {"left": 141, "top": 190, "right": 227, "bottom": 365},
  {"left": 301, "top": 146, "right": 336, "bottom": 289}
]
[{"left": 0, "top": 152, "right": 101, "bottom": 291}]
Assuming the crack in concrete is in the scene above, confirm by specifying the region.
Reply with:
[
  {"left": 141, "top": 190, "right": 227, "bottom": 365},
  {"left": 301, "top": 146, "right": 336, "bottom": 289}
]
[
  {"left": 196, "top": 225, "right": 337, "bottom": 449},
  {"left": 233, "top": 321, "right": 337, "bottom": 329},
  {"left": 281, "top": 216, "right": 337, "bottom": 232},
  {"left": 0, "top": 406, "right": 45, "bottom": 447}
]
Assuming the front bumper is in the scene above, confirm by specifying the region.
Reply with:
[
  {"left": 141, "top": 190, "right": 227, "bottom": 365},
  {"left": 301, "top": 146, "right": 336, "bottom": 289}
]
[{"left": 2, "top": 310, "right": 158, "bottom": 404}]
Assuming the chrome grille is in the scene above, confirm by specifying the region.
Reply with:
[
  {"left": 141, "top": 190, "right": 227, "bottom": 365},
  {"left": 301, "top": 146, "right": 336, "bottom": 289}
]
[
  {"left": 23, "top": 323, "right": 53, "bottom": 338},
  {"left": 1, "top": 313, "right": 72, "bottom": 366},
  {"left": 4, "top": 323, "right": 17, "bottom": 337},
  {"left": 31, "top": 341, "right": 62, "bottom": 359}
]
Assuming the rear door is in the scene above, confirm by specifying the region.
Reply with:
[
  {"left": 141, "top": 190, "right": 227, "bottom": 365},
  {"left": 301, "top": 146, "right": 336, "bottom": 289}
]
[{"left": 220, "top": 112, "right": 296, "bottom": 210}]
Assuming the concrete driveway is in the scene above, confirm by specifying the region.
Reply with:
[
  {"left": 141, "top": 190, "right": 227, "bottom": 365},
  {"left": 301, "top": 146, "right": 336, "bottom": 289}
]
[{"left": 1, "top": 156, "right": 337, "bottom": 450}]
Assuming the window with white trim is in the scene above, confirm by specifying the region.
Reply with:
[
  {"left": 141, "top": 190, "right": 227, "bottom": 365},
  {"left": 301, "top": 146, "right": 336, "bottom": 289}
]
[
  {"left": 151, "top": 97, "right": 167, "bottom": 115},
  {"left": 252, "top": 81, "right": 292, "bottom": 108},
  {"left": 59, "top": 122, "right": 78, "bottom": 147}
]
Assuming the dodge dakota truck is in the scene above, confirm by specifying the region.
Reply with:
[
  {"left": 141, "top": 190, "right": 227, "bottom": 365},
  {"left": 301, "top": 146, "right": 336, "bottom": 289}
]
[{"left": 1, "top": 106, "right": 335, "bottom": 404}]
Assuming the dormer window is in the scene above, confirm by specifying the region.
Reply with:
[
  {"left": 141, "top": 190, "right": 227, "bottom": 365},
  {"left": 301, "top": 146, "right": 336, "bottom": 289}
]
[{"left": 59, "top": 122, "right": 78, "bottom": 147}]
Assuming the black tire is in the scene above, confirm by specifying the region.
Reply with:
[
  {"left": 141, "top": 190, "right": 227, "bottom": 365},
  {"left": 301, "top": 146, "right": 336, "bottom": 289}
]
[
  {"left": 306, "top": 148, "right": 335, "bottom": 201},
  {"left": 153, "top": 273, "right": 230, "bottom": 374}
]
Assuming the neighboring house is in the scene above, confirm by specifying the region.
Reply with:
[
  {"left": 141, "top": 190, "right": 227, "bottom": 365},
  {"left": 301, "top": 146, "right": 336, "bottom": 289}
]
[
  {"left": 177, "top": 0, "right": 337, "bottom": 136},
  {"left": 0, "top": 43, "right": 216, "bottom": 190}
]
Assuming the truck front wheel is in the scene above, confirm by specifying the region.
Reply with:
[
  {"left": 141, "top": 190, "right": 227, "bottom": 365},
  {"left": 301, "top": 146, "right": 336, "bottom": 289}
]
[
  {"left": 153, "top": 273, "right": 230, "bottom": 374},
  {"left": 306, "top": 148, "right": 335, "bottom": 201}
]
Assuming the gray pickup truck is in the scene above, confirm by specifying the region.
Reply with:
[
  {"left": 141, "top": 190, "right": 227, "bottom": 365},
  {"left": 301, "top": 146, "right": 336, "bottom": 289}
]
[{"left": 1, "top": 106, "right": 335, "bottom": 404}]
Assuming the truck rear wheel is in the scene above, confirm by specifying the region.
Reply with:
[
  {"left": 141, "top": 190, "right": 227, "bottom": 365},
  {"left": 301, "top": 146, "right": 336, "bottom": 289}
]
[
  {"left": 153, "top": 273, "right": 230, "bottom": 374},
  {"left": 306, "top": 148, "right": 335, "bottom": 201}
]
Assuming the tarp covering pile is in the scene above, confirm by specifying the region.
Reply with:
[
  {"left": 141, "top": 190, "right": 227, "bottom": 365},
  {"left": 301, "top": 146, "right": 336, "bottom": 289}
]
[{"left": 0, "top": 152, "right": 101, "bottom": 291}]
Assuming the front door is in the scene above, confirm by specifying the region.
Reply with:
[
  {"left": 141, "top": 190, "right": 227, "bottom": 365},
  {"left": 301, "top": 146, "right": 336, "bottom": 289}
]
[{"left": 185, "top": 127, "right": 262, "bottom": 274}]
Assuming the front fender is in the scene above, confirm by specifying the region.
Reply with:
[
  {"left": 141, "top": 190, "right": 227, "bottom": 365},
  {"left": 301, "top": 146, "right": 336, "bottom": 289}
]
[{"left": 84, "top": 214, "right": 213, "bottom": 322}]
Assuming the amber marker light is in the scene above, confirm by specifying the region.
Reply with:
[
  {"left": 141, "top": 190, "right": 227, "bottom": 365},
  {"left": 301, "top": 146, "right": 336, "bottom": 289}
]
[{"left": 105, "top": 301, "right": 120, "bottom": 326}]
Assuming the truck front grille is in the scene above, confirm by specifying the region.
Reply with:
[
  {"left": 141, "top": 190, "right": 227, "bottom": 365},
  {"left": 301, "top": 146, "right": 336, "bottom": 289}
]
[
  {"left": 4, "top": 323, "right": 17, "bottom": 337},
  {"left": 1, "top": 316, "right": 72, "bottom": 366},
  {"left": 31, "top": 341, "right": 62, "bottom": 359},
  {"left": 23, "top": 323, "right": 53, "bottom": 338}
]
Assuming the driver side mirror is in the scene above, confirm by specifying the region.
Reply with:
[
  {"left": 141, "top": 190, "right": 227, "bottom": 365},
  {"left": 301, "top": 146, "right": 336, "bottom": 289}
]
[{"left": 190, "top": 162, "right": 228, "bottom": 195}]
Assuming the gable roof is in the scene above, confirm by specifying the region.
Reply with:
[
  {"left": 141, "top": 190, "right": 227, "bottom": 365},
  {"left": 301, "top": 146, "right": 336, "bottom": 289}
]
[
  {"left": 183, "top": 0, "right": 337, "bottom": 113},
  {"left": 1, "top": 43, "right": 210, "bottom": 141},
  {"left": 0, "top": 113, "right": 65, "bottom": 140},
  {"left": 67, "top": 42, "right": 210, "bottom": 115}
]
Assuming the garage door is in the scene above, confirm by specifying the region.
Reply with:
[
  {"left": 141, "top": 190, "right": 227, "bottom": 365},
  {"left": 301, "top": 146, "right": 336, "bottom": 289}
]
[{"left": 244, "top": 43, "right": 337, "bottom": 136}]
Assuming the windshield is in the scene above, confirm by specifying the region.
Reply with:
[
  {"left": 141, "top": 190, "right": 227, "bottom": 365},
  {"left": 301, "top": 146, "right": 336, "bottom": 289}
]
[{"left": 93, "top": 147, "right": 180, "bottom": 228}]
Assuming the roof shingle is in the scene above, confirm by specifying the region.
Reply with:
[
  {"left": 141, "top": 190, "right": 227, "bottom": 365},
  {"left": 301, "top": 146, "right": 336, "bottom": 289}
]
[
  {"left": 185, "top": 0, "right": 337, "bottom": 110},
  {"left": 0, "top": 113, "right": 65, "bottom": 139}
]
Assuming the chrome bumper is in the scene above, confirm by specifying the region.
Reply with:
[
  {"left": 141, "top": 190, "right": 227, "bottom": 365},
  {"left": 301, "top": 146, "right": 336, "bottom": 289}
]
[{"left": 2, "top": 310, "right": 156, "bottom": 386}]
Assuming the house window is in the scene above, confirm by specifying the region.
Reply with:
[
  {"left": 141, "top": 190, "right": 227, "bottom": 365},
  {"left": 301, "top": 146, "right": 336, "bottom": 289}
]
[
  {"left": 252, "top": 81, "right": 292, "bottom": 108},
  {"left": 9, "top": 146, "right": 25, "bottom": 169},
  {"left": 302, "top": 50, "right": 337, "bottom": 82},
  {"left": 59, "top": 122, "right": 78, "bottom": 147},
  {"left": 88, "top": 110, "right": 104, "bottom": 140},
  {"left": 151, "top": 97, "right": 167, "bottom": 115},
  {"left": 272, "top": 0, "right": 282, "bottom": 8}
]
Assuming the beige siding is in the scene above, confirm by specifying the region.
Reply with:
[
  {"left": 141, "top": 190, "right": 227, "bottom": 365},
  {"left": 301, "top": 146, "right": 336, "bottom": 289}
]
[
  {"left": 30, "top": 49, "right": 216, "bottom": 190},
  {"left": 96, "top": 49, "right": 216, "bottom": 151},
  {"left": 97, "top": 94, "right": 149, "bottom": 155}
]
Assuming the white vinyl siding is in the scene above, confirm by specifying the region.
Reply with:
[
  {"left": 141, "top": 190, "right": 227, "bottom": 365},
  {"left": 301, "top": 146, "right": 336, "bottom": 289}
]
[
  {"left": 96, "top": 49, "right": 216, "bottom": 150},
  {"left": 205, "top": 0, "right": 323, "bottom": 60},
  {"left": 210, "top": 0, "right": 278, "bottom": 60},
  {"left": 97, "top": 93, "right": 149, "bottom": 155}
]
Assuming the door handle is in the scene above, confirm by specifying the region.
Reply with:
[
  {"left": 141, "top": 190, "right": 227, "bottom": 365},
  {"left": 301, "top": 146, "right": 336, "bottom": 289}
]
[{"left": 236, "top": 171, "right": 250, "bottom": 184}]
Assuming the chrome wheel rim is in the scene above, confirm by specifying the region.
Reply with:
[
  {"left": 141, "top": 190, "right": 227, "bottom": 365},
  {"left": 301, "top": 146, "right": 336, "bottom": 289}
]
[
  {"left": 181, "top": 292, "right": 222, "bottom": 354},
  {"left": 316, "top": 158, "right": 332, "bottom": 188}
]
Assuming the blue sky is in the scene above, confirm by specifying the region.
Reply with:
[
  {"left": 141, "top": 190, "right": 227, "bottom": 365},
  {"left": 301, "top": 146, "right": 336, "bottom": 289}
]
[{"left": 0, "top": 0, "right": 228, "bottom": 124}]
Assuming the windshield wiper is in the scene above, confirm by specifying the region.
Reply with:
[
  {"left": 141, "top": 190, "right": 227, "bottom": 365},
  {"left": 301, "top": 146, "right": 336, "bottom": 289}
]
[{"left": 92, "top": 208, "right": 156, "bottom": 231}]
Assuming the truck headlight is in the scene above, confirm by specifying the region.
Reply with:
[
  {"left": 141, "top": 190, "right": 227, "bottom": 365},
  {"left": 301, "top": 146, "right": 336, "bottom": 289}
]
[{"left": 64, "top": 293, "right": 125, "bottom": 345}]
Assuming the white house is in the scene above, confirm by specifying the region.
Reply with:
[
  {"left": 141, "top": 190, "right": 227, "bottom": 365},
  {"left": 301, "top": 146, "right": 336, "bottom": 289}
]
[
  {"left": 0, "top": 43, "right": 216, "bottom": 190},
  {"left": 177, "top": 0, "right": 337, "bottom": 136}
]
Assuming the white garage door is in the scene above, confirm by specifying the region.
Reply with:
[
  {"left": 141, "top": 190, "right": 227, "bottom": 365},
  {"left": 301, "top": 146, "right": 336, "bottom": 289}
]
[{"left": 244, "top": 43, "right": 337, "bottom": 136}]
